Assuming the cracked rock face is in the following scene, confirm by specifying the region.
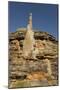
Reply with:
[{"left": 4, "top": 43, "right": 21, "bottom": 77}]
[{"left": 9, "top": 29, "right": 58, "bottom": 88}]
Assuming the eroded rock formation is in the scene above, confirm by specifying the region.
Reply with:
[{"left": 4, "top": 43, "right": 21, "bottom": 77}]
[
  {"left": 9, "top": 13, "right": 58, "bottom": 88},
  {"left": 9, "top": 29, "right": 58, "bottom": 88}
]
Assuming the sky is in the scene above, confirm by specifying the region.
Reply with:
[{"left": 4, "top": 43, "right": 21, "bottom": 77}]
[{"left": 8, "top": 1, "right": 58, "bottom": 39}]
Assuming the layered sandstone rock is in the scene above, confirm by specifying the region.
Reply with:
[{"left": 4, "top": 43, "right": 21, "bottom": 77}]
[{"left": 9, "top": 29, "right": 58, "bottom": 88}]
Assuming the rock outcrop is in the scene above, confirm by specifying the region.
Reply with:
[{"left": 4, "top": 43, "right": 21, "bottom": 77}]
[{"left": 9, "top": 28, "right": 58, "bottom": 88}]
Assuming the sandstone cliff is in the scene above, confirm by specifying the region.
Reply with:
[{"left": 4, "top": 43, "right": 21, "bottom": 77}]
[{"left": 9, "top": 28, "right": 58, "bottom": 88}]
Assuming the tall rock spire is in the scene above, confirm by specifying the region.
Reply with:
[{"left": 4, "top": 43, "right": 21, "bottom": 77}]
[
  {"left": 23, "top": 13, "right": 35, "bottom": 57},
  {"left": 28, "top": 13, "right": 32, "bottom": 30}
]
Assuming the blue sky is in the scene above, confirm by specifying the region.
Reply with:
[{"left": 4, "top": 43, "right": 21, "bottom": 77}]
[{"left": 8, "top": 1, "right": 58, "bottom": 39}]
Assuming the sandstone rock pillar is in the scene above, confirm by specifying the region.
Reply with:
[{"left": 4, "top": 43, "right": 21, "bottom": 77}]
[
  {"left": 23, "top": 13, "right": 35, "bottom": 57},
  {"left": 45, "top": 59, "right": 52, "bottom": 76}
]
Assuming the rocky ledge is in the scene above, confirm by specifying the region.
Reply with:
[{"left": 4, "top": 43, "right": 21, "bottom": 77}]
[{"left": 9, "top": 28, "right": 58, "bottom": 88}]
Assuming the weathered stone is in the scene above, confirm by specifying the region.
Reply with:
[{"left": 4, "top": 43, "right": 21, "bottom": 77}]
[{"left": 9, "top": 15, "right": 58, "bottom": 88}]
